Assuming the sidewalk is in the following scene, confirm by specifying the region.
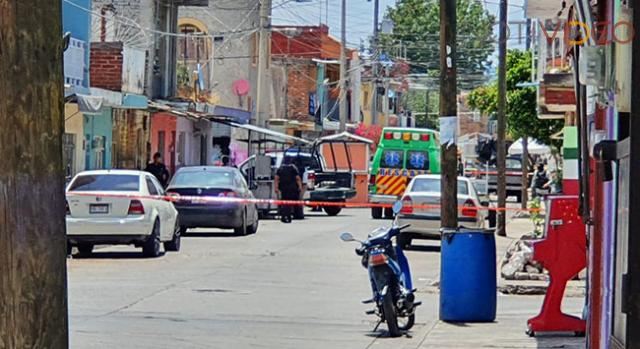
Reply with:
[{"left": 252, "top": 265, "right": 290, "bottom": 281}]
[{"left": 414, "top": 215, "right": 586, "bottom": 349}]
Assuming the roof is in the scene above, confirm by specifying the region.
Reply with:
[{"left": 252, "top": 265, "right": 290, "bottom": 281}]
[
  {"left": 383, "top": 127, "right": 439, "bottom": 134},
  {"left": 412, "top": 174, "right": 472, "bottom": 182},
  {"left": 175, "top": 166, "right": 239, "bottom": 173},
  {"left": 317, "top": 131, "right": 373, "bottom": 144}
]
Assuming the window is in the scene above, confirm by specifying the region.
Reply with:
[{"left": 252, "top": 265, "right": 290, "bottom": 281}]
[
  {"left": 506, "top": 158, "right": 522, "bottom": 170},
  {"left": 381, "top": 150, "right": 403, "bottom": 169},
  {"left": 63, "top": 133, "right": 76, "bottom": 178},
  {"left": 410, "top": 178, "right": 469, "bottom": 195},
  {"left": 69, "top": 175, "right": 140, "bottom": 192},
  {"left": 177, "top": 24, "right": 208, "bottom": 62},
  {"left": 171, "top": 170, "right": 234, "bottom": 188},
  {"left": 406, "top": 151, "right": 429, "bottom": 171},
  {"left": 146, "top": 178, "right": 159, "bottom": 195}
]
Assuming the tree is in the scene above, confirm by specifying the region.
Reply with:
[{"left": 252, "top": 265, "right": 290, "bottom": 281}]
[
  {"left": 382, "top": 0, "right": 496, "bottom": 89},
  {"left": 0, "top": 1, "right": 69, "bottom": 348},
  {"left": 468, "top": 50, "right": 563, "bottom": 147}
]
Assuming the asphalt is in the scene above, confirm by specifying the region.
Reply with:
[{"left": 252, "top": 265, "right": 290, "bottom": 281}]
[{"left": 68, "top": 208, "right": 585, "bottom": 349}]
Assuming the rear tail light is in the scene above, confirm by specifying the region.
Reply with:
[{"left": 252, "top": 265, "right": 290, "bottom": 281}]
[
  {"left": 369, "top": 253, "right": 388, "bottom": 266},
  {"left": 461, "top": 199, "right": 478, "bottom": 218},
  {"left": 400, "top": 196, "right": 413, "bottom": 215},
  {"left": 128, "top": 200, "right": 145, "bottom": 215},
  {"left": 421, "top": 134, "right": 430, "bottom": 141},
  {"left": 384, "top": 132, "right": 393, "bottom": 140},
  {"left": 307, "top": 172, "right": 316, "bottom": 182},
  {"left": 65, "top": 200, "right": 70, "bottom": 216},
  {"left": 218, "top": 191, "right": 238, "bottom": 198}
]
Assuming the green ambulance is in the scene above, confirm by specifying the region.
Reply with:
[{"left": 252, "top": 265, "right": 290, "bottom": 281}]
[{"left": 369, "top": 127, "right": 441, "bottom": 219}]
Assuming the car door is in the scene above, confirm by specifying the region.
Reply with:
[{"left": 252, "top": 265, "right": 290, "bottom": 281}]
[
  {"left": 237, "top": 173, "right": 257, "bottom": 225},
  {"left": 145, "top": 176, "right": 171, "bottom": 240}
]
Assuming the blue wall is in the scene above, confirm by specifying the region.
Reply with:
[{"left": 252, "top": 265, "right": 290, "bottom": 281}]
[
  {"left": 63, "top": 0, "right": 91, "bottom": 87},
  {"left": 84, "top": 107, "right": 113, "bottom": 170}
]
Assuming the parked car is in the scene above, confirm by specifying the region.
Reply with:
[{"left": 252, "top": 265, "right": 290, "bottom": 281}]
[
  {"left": 66, "top": 170, "right": 181, "bottom": 257},
  {"left": 481, "top": 156, "right": 532, "bottom": 202},
  {"left": 394, "top": 174, "right": 494, "bottom": 247},
  {"left": 166, "top": 166, "right": 259, "bottom": 236}
]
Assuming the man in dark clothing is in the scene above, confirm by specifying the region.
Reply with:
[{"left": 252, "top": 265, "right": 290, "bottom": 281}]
[
  {"left": 145, "top": 152, "right": 171, "bottom": 188},
  {"left": 275, "top": 160, "right": 303, "bottom": 223}
]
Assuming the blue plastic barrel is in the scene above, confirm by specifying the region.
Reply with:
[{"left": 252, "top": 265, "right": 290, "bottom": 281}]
[{"left": 440, "top": 228, "right": 497, "bottom": 322}]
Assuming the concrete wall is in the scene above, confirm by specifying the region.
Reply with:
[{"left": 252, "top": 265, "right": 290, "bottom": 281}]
[
  {"left": 176, "top": 116, "right": 196, "bottom": 168},
  {"left": 62, "top": 0, "right": 91, "bottom": 87},
  {"left": 150, "top": 113, "right": 178, "bottom": 174},
  {"left": 179, "top": 0, "right": 259, "bottom": 110}
]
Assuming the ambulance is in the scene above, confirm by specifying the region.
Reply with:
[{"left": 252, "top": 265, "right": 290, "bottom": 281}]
[{"left": 369, "top": 128, "right": 441, "bottom": 219}]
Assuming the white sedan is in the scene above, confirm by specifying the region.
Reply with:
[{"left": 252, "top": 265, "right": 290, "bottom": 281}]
[
  {"left": 66, "top": 170, "right": 180, "bottom": 257},
  {"left": 394, "top": 174, "right": 493, "bottom": 246}
]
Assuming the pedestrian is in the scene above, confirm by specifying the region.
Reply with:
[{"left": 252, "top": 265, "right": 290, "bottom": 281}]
[
  {"left": 275, "top": 158, "right": 303, "bottom": 223},
  {"left": 145, "top": 152, "right": 171, "bottom": 188},
  {"left": 531, "top": 163, "right": 549, "bottom": 198},
  {"left": 457, "top": 156, "right": 464, "bottom": 176}
]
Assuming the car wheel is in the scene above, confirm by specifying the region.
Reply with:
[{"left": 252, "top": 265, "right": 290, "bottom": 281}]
[
  {"left": 384, "top": 207, "right": 394, "bottom": 219},
  {"left": 234, "top": 210, "right": 248, "bottom": 236},
  {"left": 143, "top": 220, "right": 162, "bottom": 258},
  {"left": 397, "top": 233, "right": 411, "bottom": 250},
  {"left": 323, "top": 206, "right": 342, "bottom": 216},
  {"left": 372, "top": 207, "right": 383, "bottom": 219},
  {"left": 164, "top": 219, "right": 181, "bottom": 252},
  {"left": 77, "top": 243, "right": 93, "bottom": 256},
  {"left": 248, "top": 217, "right": 259, "bottom": 235}
]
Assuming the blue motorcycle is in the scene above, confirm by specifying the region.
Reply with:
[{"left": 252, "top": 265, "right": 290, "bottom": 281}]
[{"left": 340, "top": 204, "right": 421, "bottom": 337}]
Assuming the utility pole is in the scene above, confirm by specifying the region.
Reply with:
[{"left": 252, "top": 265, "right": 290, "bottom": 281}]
[
  {"left": 521, "top": 19, "right": 532, "bottom": 210},
  {"left": 497, "top": 0, "right": 509, "bottom": 236},
  {"left": 339, "top": 0, "right": 348, "bottom": 132},
  {"left": 371, "top": 0, "right": 380, "bottom": 125},
  {"left": 256, "top": 0, "right": 271, "bottom": 130},
  {"left": 0, "top": 1, "right": 68, "bottom": 348},
  {"left": 439, "top": 0, "right": 458, "bottom": 229}
]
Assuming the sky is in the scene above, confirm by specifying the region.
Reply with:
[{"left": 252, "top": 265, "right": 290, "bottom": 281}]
[{"left": 272, "top": 0, "right": 528, "bottom": 50}]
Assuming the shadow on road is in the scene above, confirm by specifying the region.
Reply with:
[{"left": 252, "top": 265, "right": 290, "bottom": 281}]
[
  {"left": 404, "top": 244, "right": 441, "bottom": 253},
  {"left": 72, "top": 251, "right": 165, "bottom": 259},
  {"left": 182, "top": 231, "right": 241, "bottom": 238}
]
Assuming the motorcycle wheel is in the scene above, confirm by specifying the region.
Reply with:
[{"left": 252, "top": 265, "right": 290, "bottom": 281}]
[
  {"left": 398, "top": 314, "right": 415, "bottom": 331},
  {"left": 382, "top": 293, "right": 401, "bottom": 337}
]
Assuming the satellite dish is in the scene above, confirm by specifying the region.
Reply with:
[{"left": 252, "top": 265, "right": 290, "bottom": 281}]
[{"left": 232, "top": 79, "right": 250, "bottom": 96}]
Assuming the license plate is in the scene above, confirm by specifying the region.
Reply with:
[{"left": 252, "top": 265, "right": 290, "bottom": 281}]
[{"left": 89, "top": 204, "right": 109, "bottom": 214}]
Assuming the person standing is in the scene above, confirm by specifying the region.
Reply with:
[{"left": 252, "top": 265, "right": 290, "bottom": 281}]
[
  {"left": 275, "top": 159, "right": 303, "bottom": 223},
  {"left": 145, "top": 152, "right": 171, "bottom": 188}
]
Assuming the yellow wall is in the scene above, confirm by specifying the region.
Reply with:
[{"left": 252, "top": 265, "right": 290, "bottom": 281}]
[{"left": 64, "top": 103, "right": 86, "bottom": 174}]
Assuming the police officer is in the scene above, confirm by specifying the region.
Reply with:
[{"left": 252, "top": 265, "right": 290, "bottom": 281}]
[
  {"left": 275, "top": 159, "right": 303, "bottom": 223},
  {"left": 145, "top": 152, "right": 171, "bottom": 188}
]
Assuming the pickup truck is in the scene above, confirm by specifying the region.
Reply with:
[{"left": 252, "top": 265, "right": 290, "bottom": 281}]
[
  {"left": 477, "top": 156, "right": 532, "bottom": 203},
  {"left": 239, "top": 148, "right": 356, "bottom": 217}
]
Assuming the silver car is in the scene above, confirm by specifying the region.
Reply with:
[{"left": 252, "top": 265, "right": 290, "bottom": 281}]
[{"left": 394, "top": 175, "right": 491, "bottom": 246}]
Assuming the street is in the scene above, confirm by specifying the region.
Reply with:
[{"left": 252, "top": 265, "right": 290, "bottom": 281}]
[{"left": 68, "top": 209, "right": 583, "bottom": 349}]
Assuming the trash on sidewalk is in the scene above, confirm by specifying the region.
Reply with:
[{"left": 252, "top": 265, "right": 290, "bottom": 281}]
[{"left": 501, "top": 232, "right": 549, "bottom": 281}]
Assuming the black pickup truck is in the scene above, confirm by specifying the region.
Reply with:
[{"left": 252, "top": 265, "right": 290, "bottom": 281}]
[{"left": 239, "top": 145, "right": 357, "bottom": 217}]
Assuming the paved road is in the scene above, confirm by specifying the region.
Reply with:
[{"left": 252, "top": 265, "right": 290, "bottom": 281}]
[
  {"left": 68, "top": 208, "right": 584, "bottom": 349},
  {"left": 69, "top": 209, "right": 441, "bottom": 349}
]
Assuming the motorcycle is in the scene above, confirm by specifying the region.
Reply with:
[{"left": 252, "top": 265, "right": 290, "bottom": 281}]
[{"left": 340, "top": 202, "right": 421, "bottom": 337}]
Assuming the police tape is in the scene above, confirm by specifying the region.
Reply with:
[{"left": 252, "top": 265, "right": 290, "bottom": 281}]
[{"left": 68, "top": 192, "right": 542, "bottom": 213}]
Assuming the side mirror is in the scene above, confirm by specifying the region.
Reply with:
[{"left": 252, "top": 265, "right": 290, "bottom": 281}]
[
  {"left": 392, "top": 200, "right": 404, "bottom": 215},
  {"left": 480, "top": 201, "right": 490, "bottom": 207},
  {"left": 340, "top": 232, "right": 355, "bottom": 242}
]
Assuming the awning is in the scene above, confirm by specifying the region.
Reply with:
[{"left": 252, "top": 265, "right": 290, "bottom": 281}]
[
  {"left": 317, "top": 131, "right": 373, "bottom": 144},
  {"left": 212, "top": 121, "right": 312, "bottom": 145},
  {"left": 205, "top": 105, "right": 251, "bottom": 125}
]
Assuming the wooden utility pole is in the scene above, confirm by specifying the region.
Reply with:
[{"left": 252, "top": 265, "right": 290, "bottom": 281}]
[
  {"left": 371, "top": 0, "right": 380, "bottom": 125},
  {"left": 0, "top": 1, "right": 69, "bottom": 348},
  {"left": 497, "top": 0, "right": 509, "bottom": 236},
  {"left": 439, "top": 0, "right": 458, "bottom": 229},
  {"left": 339, "top": 0, "right": 348, "bottom": 132}
]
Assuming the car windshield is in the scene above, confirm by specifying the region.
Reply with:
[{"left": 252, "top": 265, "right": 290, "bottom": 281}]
[
  {"left": 170, "top": 170, "right": 234, "bottom": 188},
  {"left": 411, "top": 178, "right": 469, "bottom": 195},
  {"left": 506, "top": 159, "right": 522, "bottom": 169},
  {"left": 68, "top": 174, "right": 140, "bottom": 192}
]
